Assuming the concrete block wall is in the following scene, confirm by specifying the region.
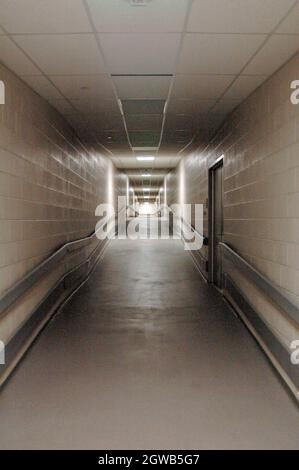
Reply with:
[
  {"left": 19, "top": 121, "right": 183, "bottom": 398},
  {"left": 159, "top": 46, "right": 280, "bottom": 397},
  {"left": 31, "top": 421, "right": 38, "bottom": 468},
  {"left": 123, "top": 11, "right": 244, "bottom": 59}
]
[
  {"left": 0, "top": 62, "right": 127, "bottom": 295},
  {"left": 165, "top": 53, "right": 299, "bottom": 353},
  {"left": 0, "top": 62, "right": 127, "bottom": 344}
]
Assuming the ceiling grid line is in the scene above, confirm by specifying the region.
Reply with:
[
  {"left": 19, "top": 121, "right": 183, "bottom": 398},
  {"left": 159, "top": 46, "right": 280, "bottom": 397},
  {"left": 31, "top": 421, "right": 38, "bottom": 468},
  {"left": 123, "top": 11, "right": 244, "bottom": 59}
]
[
  {"left": 0, "top": 0, "right": 298, "bottom": 199},
  {"left": 0, "top": 24, "right": 118, "bottom": 157},
  {"left": 176, "top": 0, "right": 299, "bottom": 156}
]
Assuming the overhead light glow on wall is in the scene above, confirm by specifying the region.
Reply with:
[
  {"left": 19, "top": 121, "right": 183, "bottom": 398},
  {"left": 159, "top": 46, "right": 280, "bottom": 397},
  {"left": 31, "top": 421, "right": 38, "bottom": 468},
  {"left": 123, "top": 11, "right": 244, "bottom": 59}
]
[{"left": 136, "top": 156, "right": 155, "bottom": 161}]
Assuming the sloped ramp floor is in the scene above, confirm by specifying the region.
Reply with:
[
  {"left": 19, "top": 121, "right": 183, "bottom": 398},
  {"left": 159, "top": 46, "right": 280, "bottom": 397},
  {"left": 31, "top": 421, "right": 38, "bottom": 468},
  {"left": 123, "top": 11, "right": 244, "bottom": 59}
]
[{"left": 0, "top": 234, "right": 298, "bottom": 449}]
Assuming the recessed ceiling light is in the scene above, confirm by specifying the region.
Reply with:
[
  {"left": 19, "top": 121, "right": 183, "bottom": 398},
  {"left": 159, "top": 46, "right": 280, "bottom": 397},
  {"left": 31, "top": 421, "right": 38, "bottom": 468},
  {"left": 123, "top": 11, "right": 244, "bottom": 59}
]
[{"left": 136, "top": 156, "right": 155, "bottom": 161}]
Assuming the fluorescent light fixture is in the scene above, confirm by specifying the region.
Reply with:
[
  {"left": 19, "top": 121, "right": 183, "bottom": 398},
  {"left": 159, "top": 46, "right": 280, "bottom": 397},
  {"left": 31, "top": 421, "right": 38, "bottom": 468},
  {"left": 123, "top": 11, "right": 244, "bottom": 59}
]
[
  {"left": 136, "top": 156, "right": 155, "bottom": 161},
  {"left": 143, "top": 188, "right": 151, "bottom": 192},
  {"left": 141, "top": 173, "right": 152, "bottom": 177}
]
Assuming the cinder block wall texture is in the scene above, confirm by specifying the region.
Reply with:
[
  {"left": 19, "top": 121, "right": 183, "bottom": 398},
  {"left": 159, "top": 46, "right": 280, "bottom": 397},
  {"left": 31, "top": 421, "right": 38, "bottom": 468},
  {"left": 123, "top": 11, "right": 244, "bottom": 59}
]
[
  {"left": 0, "top": 63, "right": 127, "bottom": 295},
  {"left": 0, "top": 63, "right": 127, "bottom": 344},
  {"left": 165, "top": 53, "right": 299, "bottom": 352}
]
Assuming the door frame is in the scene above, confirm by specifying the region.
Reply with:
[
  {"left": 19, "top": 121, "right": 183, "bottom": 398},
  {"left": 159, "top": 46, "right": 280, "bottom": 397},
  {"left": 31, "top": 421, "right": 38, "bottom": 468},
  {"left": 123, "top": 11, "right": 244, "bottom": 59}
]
[{"left": 208, "top": 155, "right": 224, "bottom": 285}]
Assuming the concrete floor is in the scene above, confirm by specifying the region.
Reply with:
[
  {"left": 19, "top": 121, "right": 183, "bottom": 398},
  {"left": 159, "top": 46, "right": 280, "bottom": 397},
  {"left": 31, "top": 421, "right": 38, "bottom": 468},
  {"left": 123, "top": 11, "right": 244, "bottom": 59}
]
[{"left": 0, "top": 228, "right": 298, "bottom": 449}]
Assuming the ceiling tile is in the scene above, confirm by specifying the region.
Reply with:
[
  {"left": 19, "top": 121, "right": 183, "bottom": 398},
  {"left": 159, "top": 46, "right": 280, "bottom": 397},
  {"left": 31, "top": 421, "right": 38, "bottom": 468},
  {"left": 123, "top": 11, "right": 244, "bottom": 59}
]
[
  {"left": 243, "top": 35, "right": 299, "bottom": 76},
  {"left": 126, "top": 114, "right": 163, "bottom": 131},
  {"left": 172, "top": 74, "right": 235, "bottom": 100},
  {"left": 48, "top": 99, "right": 77, "bottom": 116},
  {"left": 131, "top": 180, "right": 164, "bottom": 188},
  {"left": 277, "top": 2, "right": 299, "bottom": 33},
  {"left": 223, "top": 75, "right": 267, "bottom": 100},
  {"left": 134, "top": 186, "right": 160, "bottom": 192},
  {"left": 166, "top": 98, "right": 215, "bottom": 114},
  {"left": 187, "top": 0, "right": 294, "bottom": 33},
  {"left": 129, "top": 171, "right": 161, "bottom": 180},
  {"left": 112, "top": 75, "right": 171, "bottom": 99},
  {"left": 21, "top": 75, "right": 64, "bottom": 100},
  {"left": 99, "top": 130, "right": 128, "bottom": 145},
  {"left": 71, "top": 98, "right": 120, "bottom": 114},
  {"left": 84, "top": 113, "right": 124, "bottom": 130},
  {"left": 164, "top": 113, "right": 198, "bottom": 131},
  {"left": 129, "top": 131, "right": 160, "bottom": 146},
  {"left": 163, "top": 130, "right": 193, "bottom": 145},
  {"left": 122, "top": 99, "right": 165, "bottom": 114},
  {"left": 133, "top": 146, "right": 159, "bottom": 152},
  {"left": 86, "top": 0, "right": 188, "bottom": 33},
  {"left": 204, "top": 112, "right": 227, "bottom": 131},
  {"left": 114, "top": 155, "right": 178, "bottom": 170},
  {"left": 99, "top": 33, "right": 181, "bottom": 74},
  {"left": 64, "top": 114, "right": 85, "bottom": 131},
  {"left": 157, "top": 148, "right": 183, "bottom": 161},
  {"left": 107, "top": 142, "right": 131, "bottom": 154},
  {"left": 0, "top": 35, "right": 41, "bottom": 75},
  {"left": 211, "top": 99, "right": 240, "bottom": 115},
  {"left": 178, "top": 33, "right": 266, "bottom": 74},
  {"left": 13, "top": 34, "right": 106, "bottom": 75},
  {"left": 50, "top": 74, "right": 115, "bottom": 100},
  {"left": 0, "top": 0, "right": 91, "bottom": 33}
]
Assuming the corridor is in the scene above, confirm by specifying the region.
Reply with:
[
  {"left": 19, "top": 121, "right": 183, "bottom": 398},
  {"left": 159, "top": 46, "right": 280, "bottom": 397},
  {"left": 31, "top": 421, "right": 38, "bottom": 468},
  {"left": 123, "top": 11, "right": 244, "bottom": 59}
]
[
  {"left": 0, "top": 223, "right": 298, "bottom": 449},
  {"left": 0, "top": 0, "right": 299, "bottom": 452}
]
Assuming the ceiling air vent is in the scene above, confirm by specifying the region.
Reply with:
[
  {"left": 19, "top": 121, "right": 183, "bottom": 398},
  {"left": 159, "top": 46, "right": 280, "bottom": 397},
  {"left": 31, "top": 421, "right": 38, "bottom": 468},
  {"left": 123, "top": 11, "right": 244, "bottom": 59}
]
[{"left": 128, "top": 0, "right": 151, "bottom": 6}]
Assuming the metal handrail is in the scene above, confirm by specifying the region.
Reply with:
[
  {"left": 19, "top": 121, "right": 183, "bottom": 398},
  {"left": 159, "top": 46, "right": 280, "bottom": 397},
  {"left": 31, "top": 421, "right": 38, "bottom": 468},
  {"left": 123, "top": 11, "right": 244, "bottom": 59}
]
[
  {"left": 166, "top": 208, "right": 208, "bottom": 245},
  {"left": 0, "top": 214, "right": 117, "bottom": 315},
  {"left": 2, "top": 214, "right": 296, "bottom": 327},
  {"left": 180, "top": 217, "right": 208, "bottom": 244},
  {"left": 221, "top": 242, "right": 299, "bottom": 325}
]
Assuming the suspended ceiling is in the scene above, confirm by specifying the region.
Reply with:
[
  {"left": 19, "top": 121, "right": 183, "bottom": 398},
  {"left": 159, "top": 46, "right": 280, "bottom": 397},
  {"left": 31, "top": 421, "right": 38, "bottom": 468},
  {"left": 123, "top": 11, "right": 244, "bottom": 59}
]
[{"left": 0, "top": 0, "right": 299, "bottom": 196}]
